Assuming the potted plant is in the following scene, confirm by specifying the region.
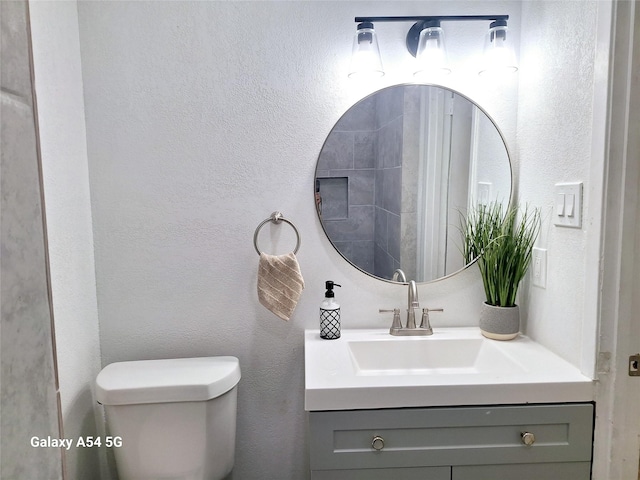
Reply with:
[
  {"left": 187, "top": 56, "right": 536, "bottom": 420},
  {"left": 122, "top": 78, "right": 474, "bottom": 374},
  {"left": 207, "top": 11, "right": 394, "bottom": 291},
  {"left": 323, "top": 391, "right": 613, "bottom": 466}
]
[{"left": 461, "top": 201, "right": 541, "bottom": 340}]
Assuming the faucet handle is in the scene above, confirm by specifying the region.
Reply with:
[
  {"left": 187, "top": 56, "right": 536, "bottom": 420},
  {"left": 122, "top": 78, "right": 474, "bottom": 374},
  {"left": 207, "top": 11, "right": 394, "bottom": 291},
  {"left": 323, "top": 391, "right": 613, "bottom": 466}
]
[
  {"left": 379, "top": 308, "right": 403, "bottom": 333},
  {"left": 419, "top": 308, "right": 443, "bottom": 331}
]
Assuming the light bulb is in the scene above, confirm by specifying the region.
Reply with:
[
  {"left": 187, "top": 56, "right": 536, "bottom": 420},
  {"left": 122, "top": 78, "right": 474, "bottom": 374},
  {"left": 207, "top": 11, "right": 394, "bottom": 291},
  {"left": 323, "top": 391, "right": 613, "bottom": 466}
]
[
  {"left": 414, "top": 23, "right": 450, "bottom": 77},
  {"left": 348, "top": 22, "right": 384, "bottom": 78},
  {"left": 479, "top": 20, "right": 518, "bottom": 76}
]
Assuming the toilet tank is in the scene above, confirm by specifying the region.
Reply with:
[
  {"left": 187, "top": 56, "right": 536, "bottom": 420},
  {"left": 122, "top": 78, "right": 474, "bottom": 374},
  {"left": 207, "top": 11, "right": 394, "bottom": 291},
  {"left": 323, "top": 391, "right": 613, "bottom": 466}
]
[{"left": 96, "top": 357, "right": 241, "bottom": 480}]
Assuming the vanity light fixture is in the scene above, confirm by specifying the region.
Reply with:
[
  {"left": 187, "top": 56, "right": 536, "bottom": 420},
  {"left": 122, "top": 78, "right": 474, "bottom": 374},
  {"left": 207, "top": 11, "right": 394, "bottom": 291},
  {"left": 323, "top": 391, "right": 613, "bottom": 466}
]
[{"left": 350, "top": 15, "right": 518, "bottom": 78}]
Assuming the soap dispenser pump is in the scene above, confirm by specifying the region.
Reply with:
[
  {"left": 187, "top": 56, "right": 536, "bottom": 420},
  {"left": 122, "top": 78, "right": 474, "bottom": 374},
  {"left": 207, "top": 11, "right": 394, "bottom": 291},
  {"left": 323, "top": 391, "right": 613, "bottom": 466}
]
[{"left": 320, "top": 281, "right": 341, "bottom": 340}]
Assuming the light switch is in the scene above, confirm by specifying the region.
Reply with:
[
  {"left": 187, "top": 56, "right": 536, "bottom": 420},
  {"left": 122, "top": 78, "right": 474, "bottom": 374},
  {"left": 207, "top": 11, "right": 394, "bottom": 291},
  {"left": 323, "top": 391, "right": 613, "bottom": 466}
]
[
  {"left": 556, "top": 193, "right": 565, "bottom": 216},
  {"left": 565, "top": 194, "right": 575, "bottom": 217},
  {"left": 554, "top": 182, "right": 583, "bottom": 228}
]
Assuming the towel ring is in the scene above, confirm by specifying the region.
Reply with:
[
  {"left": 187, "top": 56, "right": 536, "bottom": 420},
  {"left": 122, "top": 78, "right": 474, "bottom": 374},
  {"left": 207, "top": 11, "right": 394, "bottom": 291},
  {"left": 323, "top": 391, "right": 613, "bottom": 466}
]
[{"left": 253, "top": 211, "right": 301, "bottom": 255}]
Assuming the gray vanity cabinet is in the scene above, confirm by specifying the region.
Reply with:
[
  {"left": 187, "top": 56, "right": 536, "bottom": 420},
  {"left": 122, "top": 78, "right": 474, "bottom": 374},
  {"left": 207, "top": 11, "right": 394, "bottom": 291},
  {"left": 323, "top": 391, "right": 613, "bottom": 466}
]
[
  {"left": 309, "top": 403, "right": 594, "bottom": 479},
  {"left": 310, "top": 467, "right": 450, "bottom": 480}
]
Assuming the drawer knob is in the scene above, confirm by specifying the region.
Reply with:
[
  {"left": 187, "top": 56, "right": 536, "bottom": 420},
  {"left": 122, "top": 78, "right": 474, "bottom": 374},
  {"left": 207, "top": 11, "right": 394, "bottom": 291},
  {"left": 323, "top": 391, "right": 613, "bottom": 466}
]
[
  {"left": 371, "top": 435, "right": 385, "bottom": 451},
  {"left": 521, "top": 431, "right": 536, "bottom": 446}
]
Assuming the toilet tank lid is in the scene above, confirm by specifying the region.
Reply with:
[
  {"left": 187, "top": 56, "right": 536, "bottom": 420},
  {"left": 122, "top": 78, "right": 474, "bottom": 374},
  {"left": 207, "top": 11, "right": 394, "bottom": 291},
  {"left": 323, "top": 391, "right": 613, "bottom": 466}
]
[{"left": 95, "top": 356, "right": 241, "bottom": 406}]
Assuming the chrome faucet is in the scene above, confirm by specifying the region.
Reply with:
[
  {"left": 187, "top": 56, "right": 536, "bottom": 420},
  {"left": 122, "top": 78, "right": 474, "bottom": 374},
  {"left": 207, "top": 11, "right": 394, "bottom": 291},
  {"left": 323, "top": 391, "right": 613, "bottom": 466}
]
[
  {"left": 406, "top": 280, "right": 419, "bottom": 329},
  {"left": 379, "top": 281, "right": 443, "bottom": 336}
]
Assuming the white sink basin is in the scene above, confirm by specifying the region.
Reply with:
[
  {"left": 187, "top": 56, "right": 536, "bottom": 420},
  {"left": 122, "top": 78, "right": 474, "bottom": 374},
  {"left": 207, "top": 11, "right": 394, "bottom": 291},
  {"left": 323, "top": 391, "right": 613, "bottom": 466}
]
[
  {"left": 305, "top": 328, "right": 593, "bottom": 411},
  {"left": 348, "top": 337, "right": 525, "bottom": 375}
]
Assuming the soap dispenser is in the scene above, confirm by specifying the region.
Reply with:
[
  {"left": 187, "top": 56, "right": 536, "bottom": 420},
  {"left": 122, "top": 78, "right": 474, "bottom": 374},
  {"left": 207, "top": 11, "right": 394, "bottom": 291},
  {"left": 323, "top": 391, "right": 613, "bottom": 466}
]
[{"left": 320, "top": 281, "right": 341, "bottom": 340}]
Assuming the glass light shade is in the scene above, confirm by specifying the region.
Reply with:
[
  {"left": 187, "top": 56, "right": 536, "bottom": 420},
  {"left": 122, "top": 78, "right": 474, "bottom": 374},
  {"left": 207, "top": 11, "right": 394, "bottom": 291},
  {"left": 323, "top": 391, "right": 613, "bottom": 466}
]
[
  {"left": 348, "top": 23, "right": 384, "bottom": 78},
  {"left": 414, "top": 26, "right": 450, "bottom": 77},
  {"left": 479, "top": 23, "right": 518, "bottom": 76}
]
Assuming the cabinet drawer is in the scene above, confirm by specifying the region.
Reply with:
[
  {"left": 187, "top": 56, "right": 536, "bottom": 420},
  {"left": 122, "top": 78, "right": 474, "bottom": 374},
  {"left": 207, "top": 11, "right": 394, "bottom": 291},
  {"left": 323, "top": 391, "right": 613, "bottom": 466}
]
[
  {"left": 311, "top": 466, "right": 450, "bottom": 480},
  {"left": 453, "top": 462, "right": 592, "bottom": 479},
  {"left": 309, "top": 403, "right": 593, "bottom": 471}
]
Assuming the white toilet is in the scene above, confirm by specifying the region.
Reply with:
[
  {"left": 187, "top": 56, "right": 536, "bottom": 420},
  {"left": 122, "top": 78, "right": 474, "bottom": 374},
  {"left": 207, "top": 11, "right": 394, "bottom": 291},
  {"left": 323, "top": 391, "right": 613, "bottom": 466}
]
[{"left": 96, "top": 356, "right": 241, "bottom": 480}]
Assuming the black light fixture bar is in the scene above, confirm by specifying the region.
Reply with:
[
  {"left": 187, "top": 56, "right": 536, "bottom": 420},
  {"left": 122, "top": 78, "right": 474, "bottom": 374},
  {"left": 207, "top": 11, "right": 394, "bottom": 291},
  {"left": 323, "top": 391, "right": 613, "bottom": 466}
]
[
  {"left": 354, "top": 15, "right": 509, "bottom": 23},
  {"left": 354, "top": 15, "right": 510, "bottom": 58}
]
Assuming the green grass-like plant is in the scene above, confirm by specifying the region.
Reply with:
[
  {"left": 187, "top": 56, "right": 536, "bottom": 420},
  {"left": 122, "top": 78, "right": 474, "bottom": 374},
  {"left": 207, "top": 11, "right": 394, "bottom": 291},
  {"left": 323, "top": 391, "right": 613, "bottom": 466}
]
[{"left": 461, "top": 202, "right": 541, "bottom": 307}]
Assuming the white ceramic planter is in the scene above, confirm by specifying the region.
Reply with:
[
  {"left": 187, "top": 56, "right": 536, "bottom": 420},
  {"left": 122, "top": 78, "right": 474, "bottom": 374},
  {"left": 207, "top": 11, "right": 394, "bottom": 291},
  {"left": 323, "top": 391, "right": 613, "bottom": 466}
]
[{"left": 479, "top": 303, "right": 520, "bottom": 340}]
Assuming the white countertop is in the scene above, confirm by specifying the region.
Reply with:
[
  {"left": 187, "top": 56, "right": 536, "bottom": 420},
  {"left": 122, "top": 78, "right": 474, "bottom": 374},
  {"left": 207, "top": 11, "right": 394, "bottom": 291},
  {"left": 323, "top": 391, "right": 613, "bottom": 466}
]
[{"left": 304, "top": 327, "right": 594, "bottom": 411}]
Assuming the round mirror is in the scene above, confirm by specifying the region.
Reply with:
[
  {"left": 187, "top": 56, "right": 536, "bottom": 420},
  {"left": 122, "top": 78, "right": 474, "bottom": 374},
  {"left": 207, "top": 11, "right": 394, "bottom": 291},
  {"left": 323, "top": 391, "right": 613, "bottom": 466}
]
[{"left": 315, "top": 84, "right": 512, "bottom": 283}]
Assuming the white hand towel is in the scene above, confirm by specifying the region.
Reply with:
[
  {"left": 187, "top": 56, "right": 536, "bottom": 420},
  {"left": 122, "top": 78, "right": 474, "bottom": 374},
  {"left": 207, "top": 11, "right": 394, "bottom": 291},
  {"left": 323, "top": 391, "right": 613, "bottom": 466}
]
[{"left": 257, "top": 252, "right": 305, "bottom": 321}]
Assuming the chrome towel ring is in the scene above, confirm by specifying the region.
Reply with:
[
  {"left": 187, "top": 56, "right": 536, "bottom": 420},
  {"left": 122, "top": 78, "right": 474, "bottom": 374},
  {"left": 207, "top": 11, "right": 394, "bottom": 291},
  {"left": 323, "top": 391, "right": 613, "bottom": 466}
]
[{"left": 253, "top": 211, "right": 301, "bottom": 255}]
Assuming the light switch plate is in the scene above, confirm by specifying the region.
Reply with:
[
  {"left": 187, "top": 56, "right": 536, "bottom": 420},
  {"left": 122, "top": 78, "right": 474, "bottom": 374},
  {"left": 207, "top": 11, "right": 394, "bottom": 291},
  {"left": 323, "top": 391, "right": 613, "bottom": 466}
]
[
  {"left": 532, "top": 247, "right": 547, "bottom": 288},
  {"left": 477, "top": 182, "right": 492, "bottom": 206},
  {"left": 553, "top": 182, "right": 583, "bottom": 228}
]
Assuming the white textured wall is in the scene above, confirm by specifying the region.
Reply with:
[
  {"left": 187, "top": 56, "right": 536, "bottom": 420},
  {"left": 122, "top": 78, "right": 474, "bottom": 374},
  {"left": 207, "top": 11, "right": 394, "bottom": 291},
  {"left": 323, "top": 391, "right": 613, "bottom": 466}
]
[
  {"left": 516, "top": 0, "right": 606, "bottom": 374},
  {"left": 31, "top": 0, "right": 611, "bottom": 478},
  {"left": 28, "top": 1, "right": 105, "bottom": 478},
  {"left": 29, "top": 0, "right": 611, "bottom": 478},
  {"left": 75, "top": 1, "right": 520, "bottom": 478}
]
